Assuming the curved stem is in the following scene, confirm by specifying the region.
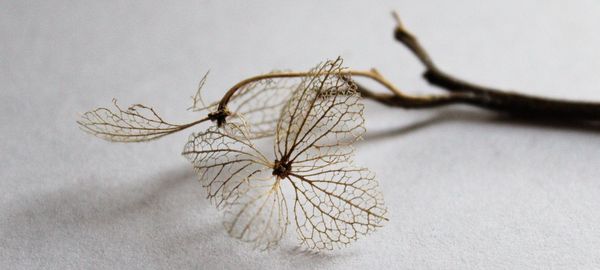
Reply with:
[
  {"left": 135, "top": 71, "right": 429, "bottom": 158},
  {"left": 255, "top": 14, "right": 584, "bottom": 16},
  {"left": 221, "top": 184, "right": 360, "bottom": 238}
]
[
  {"left": 217, "top": 69, "right": 457, "bottom": 111},
  {"left": 356, "top": 84, "right": 475, "bottom": 108}
]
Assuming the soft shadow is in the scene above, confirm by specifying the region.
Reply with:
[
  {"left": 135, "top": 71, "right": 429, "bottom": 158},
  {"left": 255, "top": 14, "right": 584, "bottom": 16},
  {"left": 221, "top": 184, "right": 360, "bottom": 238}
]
[
  {"left": 284, "top": 244, "right": 355, "bottom": 258},
  {"left": 362, "top": 108, "right": 600, "bottom": 143},
  {"left": 279, "top": 244, "right": 356, "bottom": 269},
  {"left": 5, "top": 165, "right": 204, "bottom": 236}
]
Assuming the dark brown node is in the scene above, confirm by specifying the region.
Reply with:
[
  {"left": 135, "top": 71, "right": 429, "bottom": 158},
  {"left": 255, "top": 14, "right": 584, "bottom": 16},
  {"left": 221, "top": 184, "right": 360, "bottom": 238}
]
[
  {"left": 272, "top": 159, "right": 292, "bottom": 179},
  {"left": 207, "top": 109, "right": 231, "bottom": 127}
]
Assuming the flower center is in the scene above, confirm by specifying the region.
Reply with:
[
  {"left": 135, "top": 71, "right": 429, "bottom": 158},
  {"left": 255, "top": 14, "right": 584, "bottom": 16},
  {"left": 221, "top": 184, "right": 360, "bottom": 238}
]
[{"left": 272, "top": 159, "right": 292, "bottom": 179}]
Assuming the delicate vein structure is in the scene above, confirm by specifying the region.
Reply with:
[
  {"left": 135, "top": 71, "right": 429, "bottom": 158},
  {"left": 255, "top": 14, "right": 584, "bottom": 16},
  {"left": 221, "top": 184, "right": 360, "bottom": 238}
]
[
  {"left": 188, "top": 70, "right": 211, "bottom": 112},
  {"left": 183, "top": 58, "right": 387, "bottom": 250},
  {"left": 191, "top": 70, "right": 299, "bottom": 138},
  {"left": 182, "top": 123, "right": 287, "bottom": 249},
  {"left": 78, "top": 71, "right": 298, "bottom": 142},
  {"left": 77, "top": 99, "right": 203, "bottom": 142}
]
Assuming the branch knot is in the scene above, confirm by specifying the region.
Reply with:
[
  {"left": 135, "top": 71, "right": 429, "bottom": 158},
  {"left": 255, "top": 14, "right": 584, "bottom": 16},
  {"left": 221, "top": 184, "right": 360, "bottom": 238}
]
[{"left": 208, "top": 108, "right": 231, "bottom": 127}]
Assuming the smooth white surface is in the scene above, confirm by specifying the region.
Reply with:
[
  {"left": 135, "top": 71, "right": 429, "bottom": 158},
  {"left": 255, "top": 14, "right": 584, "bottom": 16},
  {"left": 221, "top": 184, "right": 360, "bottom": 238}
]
[{"left": 2, "top": 1, "right": 600, "bottom": 269}]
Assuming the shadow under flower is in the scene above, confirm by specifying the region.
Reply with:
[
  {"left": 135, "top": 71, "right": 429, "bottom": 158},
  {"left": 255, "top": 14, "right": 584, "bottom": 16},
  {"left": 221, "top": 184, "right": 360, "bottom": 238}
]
[{"left": 2, "top": 165, "right": 217, "bottom": 267}]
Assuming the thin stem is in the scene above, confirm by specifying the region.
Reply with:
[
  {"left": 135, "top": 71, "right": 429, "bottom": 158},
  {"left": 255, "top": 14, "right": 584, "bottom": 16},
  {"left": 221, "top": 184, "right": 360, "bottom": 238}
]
[
  {"left": 356, "top": 84, "right": 475, "bottom": 108},
  {"left": 217, "top": 69, "right": 460, "bottom": 111},
  {"left": 161, "top": 116, "right": 211, "bottom": 137},
  {"left": 179, "top": 116, "right": 211, "bottom": 129}
]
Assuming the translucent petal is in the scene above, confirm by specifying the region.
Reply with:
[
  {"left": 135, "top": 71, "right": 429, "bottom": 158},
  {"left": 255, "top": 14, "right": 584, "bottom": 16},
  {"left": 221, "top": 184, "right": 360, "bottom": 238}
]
[
  {"left": 223, "top": 177, "right": 288, "bottom": 250},
  {"left": 289, "top": 164, "right": 386, "bottom": 250},
  {"left": 77, "top": 99, "right": 185, "bottom": 142},
  {"left": 192, "top": 71, "right": 299, "bottom": 139},
  {"left": 227, "top": 76, "right": 298, "bottom": 138},
  {"left": 274, "top": 58, "right": 387, "bottom": 250},
  {"left": 182, "top": 123, "right": 287, "bottom": 249},
  {"left": 275, "top": 58, "right": 364, "bottom": 161}
]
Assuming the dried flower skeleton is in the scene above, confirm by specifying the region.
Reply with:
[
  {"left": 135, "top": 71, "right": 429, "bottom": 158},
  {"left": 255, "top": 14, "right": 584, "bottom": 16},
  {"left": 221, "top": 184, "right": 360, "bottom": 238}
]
[
  {"left": 78, "top": 12, "right": 600, "bottom": 251},
  {"left": 79, "top": 57, "right": 388, "bottom": 250},
  {"left": 182, "top": 59, "right": 387, "bottom": 249}
]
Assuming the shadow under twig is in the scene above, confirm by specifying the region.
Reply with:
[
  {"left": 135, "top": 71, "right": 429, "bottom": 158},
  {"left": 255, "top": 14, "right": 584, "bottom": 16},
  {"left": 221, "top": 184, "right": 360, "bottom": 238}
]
[{"left": 362, "top": 107, "right": 600, "bottom": 143}]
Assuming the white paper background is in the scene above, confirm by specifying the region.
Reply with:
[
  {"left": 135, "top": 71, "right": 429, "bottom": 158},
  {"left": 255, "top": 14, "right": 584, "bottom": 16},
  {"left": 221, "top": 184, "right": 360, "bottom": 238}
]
[{"left": 2, "top": 1, "right": 600, "bottom": 269}]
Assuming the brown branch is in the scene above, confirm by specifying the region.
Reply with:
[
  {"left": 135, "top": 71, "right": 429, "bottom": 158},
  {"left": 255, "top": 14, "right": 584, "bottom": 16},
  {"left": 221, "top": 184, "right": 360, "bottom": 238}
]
[{"left": 391, "top": 11, "right": 600, "bottom": 121}]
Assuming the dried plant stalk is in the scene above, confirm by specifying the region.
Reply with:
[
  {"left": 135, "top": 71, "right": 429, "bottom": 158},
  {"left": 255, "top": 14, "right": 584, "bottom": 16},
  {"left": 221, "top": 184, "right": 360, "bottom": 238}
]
[
  {"left": 183, "top": 58, "right": 387, "bottom": 250},
  {"left": 78, "top": 11, "right": 600, "bottom": 253}
]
